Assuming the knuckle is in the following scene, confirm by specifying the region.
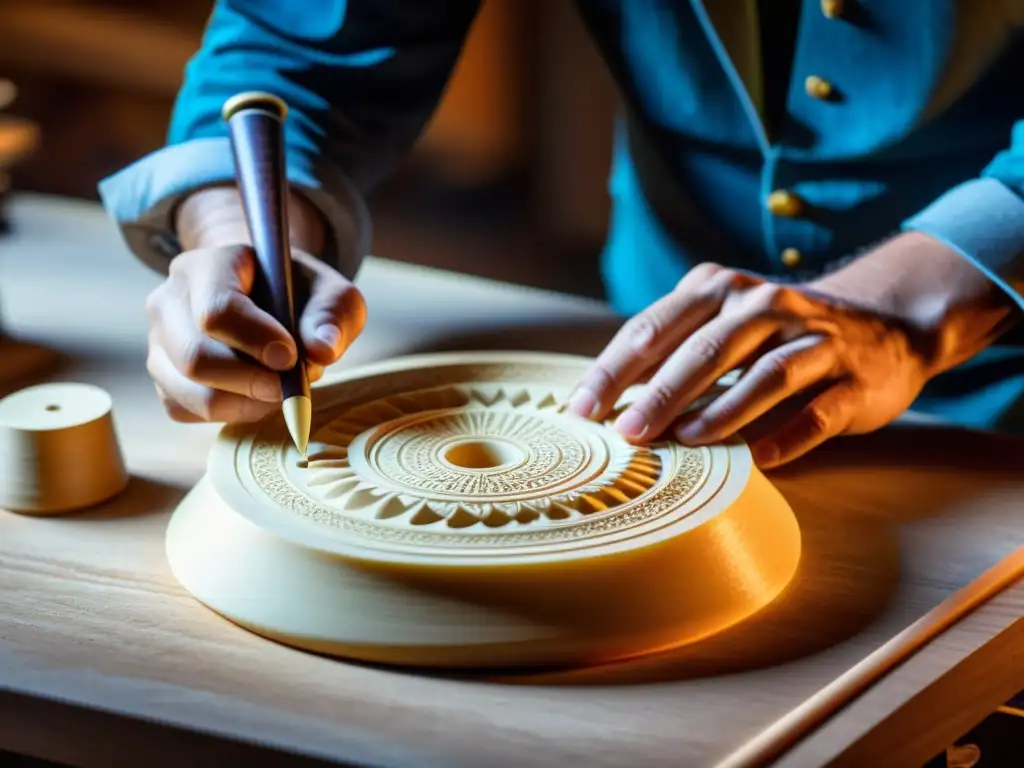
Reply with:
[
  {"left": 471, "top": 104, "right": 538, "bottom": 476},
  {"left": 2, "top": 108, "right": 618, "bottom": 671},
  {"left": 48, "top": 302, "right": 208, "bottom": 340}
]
[
  {"left": 167, "top": 256, "right": 185, "bottom": 279},
  {"left": 196, "top": 292, "right": 241, "bottom": 335},
  {"left": 176, "top": 339, "right": 207, "bottom": 380},
  {"left": 687, "top": 332, "right": 724, "bottom": 365},
  {"left": 643, "top": 380, "right": 677, "bottom": 413},
  {"left": 765, "top": 282, "right": 794, "bottom": 309},
  {"left": 804, "top": 402, "right": 832, "bottom": 435},
  {"left": 723, "top": 268, "right": 747, "bottom": 291},
  {"left": 223, "top": 246, "right": 256, "bottom": 281},
  {"left": 224, "top": 244, "right": 252, "bottom": 266},
  {"left": 747, "top": 282, "right": 793, "bottom": 314},
  {"left": 167, "top": 250, "right": 196, "bottom": 279},
  {"left": 623, "top": 314, "right": 663, "bottom": 354},
  {"left": 698, "top": 269, "right": 742, "bottom": 303},
  {"left": 684, "top": 262, "right": 724, "bottom": 287},
  {"left": 753, "top": 352, "right": 793, "bottom": 392},
  {"left": 808, "top": 334, "right": 838, "bottom": 359}
]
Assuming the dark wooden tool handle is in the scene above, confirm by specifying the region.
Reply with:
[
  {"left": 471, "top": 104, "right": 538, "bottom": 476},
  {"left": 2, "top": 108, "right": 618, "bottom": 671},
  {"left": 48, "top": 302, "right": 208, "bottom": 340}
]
[{"left": 223, "top": 92, "right": 309, "bottom": 402}]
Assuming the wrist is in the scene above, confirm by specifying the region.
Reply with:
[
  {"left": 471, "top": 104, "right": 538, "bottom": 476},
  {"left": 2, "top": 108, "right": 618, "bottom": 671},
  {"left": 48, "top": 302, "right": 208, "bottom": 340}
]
[
  {"left": 174, "top": 184, "right": 327, "bottom": 256},
  {"left": 810, "top": 232, "right": 1018, "bottom": 374}
]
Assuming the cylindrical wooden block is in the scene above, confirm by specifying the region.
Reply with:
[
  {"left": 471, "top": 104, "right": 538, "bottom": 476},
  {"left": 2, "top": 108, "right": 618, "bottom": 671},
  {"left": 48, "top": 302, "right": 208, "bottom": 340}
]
[{"left": 0, "top": 382, "right": 128, "bottom": 515}]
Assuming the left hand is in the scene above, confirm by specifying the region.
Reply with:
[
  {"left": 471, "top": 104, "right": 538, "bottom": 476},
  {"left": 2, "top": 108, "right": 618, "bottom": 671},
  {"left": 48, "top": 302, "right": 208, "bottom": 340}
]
[{"left": 567, "top": 262, "right": 934, "bottom": 468}]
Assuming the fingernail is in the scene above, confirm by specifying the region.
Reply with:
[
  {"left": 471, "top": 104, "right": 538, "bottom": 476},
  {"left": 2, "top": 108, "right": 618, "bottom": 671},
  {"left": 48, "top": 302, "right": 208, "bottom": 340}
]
[
  {"left": 263, "top": 341, "right": 294, "bottom": 370},
  {"left": 752, "top": 441, "right": 779, "bottom": 466},
  {"left": 316, "top": 324, "right": 341, "bottom": 353},
  {"left": 252, "top": 377, "right": 282, "bottom": 403},
  {"left": 614, "top": 409, "right": 649, "bottom": 440},
  {"left": 567, "top": 387, "right": 599, "bottom": 419}
]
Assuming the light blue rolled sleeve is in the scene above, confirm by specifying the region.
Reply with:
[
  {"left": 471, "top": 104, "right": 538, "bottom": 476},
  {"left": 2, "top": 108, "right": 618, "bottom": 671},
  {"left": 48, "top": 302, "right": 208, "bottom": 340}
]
[
  {"left": 98, "top": 136, "right": 369, "bottom": 278},
  {"left": 903, "top": 178, "right": 1024, "bottom": 313},
  {"left": 903, "top": 124, "right": 1024, "bottom": 314},
  {"left": 97, "top": 0, "right": 481, "bottom": 278}
]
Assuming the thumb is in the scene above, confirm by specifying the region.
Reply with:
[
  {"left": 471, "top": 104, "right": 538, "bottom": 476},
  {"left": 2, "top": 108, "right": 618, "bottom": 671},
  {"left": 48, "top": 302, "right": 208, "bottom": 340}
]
[{"left": 298, "top": 264, "right": 366, "bottom": 366}]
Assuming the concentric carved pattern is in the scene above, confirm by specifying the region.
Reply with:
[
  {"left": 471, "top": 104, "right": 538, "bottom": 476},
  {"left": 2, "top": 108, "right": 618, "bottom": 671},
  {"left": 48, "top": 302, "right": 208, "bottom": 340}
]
[
  {"left": 305, "top": 384, "right": 660, "bottom": 529},
  {"left": 247, "top": 381, "right": 711, "bottom": 544}
]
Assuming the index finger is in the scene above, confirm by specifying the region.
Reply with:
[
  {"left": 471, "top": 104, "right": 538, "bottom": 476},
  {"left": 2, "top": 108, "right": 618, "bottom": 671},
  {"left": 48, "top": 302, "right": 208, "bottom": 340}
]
[
  {"left": 613, "top": 308, "right": 780, "bottom": 442},
  {"left": 568, "top": 266, "right": 756, "bottom": 421}
]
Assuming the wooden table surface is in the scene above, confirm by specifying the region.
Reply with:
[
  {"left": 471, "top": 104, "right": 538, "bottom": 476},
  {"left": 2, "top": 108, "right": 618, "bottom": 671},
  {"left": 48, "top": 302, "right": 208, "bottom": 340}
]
[{"left": 1, "top": 194, "right": 1023, "bottom": 768}]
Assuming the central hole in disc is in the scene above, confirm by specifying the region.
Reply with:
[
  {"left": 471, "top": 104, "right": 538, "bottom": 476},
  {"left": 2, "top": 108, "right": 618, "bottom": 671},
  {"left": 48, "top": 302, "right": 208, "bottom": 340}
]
[
  {"left": 443, "top": 439, "right": 524, "bottom": 470},
  {"left": 45, "top": 404, "right": 60, "bottom": 412}
]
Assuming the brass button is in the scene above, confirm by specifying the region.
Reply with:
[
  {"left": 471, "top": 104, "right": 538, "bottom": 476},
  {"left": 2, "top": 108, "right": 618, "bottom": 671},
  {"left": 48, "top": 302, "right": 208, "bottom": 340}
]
[
  {"left": 821, "top": 0, "right": 844, "bottom": 18},
  {"left": 766, "top": 190, "right": 803, "bottom": 218},
  {"left": 781, "top": 248, "right": 802, "bottom": 268},
  {"left": 805, "top": 75, "right": 834, "bottom": 100}
]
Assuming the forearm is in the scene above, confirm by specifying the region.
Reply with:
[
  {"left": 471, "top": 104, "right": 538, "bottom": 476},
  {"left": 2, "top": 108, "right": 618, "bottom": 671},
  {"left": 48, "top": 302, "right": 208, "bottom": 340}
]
[
  {"left": 175, "top": 185, "right": 326, "bottom": 257},
  {"left": 811, "top": 231, "right": 1020, "bottom": 374}
]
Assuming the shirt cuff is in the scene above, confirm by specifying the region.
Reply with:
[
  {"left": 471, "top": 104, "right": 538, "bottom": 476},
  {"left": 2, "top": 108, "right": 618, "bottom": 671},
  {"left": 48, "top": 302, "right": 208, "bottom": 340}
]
[
  {"left": 97, "top": 136, "right": 371, "bottom": 280},
  {"left": 902, "top": 177, "right": 1024, "bottom": 313}
]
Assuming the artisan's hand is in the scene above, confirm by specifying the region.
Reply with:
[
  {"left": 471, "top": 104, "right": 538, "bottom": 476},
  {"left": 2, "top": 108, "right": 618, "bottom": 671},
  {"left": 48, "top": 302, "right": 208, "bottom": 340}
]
[
  {"left": 568, "top": 233, "right": 1016, "bottom": 467},
  {"left": 145, "top": 245, "right": 365, "bottom": 423},
  {"left": 144, "top": 184, "right": 365, "bottom": 424}
]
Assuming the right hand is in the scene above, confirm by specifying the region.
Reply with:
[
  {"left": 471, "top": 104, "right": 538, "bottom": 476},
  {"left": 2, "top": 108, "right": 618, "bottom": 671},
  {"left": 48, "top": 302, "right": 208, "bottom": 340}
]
[{"left": 145, "top": 244, "right": 366, "bottom": 423}]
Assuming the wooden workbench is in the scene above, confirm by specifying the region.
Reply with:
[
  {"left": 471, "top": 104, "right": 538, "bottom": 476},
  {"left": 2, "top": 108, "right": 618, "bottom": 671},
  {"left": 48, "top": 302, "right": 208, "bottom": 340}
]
[{"left": 1, "top": 194, "right": 1022, "bottom": 767}]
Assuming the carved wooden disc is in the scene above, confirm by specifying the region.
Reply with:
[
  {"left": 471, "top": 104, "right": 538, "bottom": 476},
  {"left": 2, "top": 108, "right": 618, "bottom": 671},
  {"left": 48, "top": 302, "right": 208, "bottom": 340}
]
[{"left": 167, "top": 352, "right": 802, "bottom": 669}]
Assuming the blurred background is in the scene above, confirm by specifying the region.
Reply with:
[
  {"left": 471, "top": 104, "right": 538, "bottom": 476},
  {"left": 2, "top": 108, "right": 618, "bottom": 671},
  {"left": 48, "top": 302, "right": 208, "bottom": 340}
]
[{"left": 0, "top": 0, "right": 619, "bottom": 299}]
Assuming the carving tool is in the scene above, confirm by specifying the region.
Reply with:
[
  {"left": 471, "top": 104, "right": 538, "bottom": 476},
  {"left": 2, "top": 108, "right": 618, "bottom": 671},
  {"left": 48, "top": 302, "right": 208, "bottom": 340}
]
[{"left": 222, "top": 92, "right": 311, "bottom": 455}]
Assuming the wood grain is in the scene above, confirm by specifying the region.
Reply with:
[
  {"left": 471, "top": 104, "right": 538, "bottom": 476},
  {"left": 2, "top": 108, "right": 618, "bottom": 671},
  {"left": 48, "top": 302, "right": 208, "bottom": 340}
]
[
  {"left": 718, "top": 547, "right": 1024, "bottom": 767},
  {"left": 0, "top": 194, "right": 1022, "bottom": 767},
  {"left": 786, "top": 581, "right": 1024, "bottom": 767}
]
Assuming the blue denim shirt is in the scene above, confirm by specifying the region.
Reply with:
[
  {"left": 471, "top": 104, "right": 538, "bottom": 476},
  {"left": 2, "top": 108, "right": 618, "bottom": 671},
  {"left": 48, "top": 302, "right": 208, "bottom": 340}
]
[{"left": 98, "top": 0, "right": 1024, "bottom": 431}]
